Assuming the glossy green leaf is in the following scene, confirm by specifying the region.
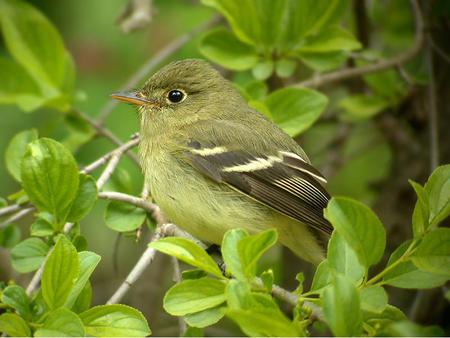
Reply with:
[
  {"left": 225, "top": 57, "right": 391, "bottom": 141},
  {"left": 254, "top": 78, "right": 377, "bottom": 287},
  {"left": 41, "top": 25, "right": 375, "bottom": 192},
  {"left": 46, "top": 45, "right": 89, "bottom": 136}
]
[
  {"left": 65, "top": 251, "right": 101, "bottom": 309},
  {"left": 323, "top": 274, "right": 362, "bottom": 336},
  {"left": 265, "top": 87, "right": 328, "bottom": 137},
  {"left": 381, "top": 320, "right": 444, "bottom": 337},
  {"left": 383, "top": 241, "right": 448, "bottom": 288},
  {"left": 21, "top": 138, "right": 79, "bottom": 226},
  {"left": 360, "top": 285, "right": 388, "bottom": 313},
  {"left": 184, "top": 306, "right": 225, "bottom": 328},
  {"left": 199, "top": 28, "right": 258, "bottom": 70},
  {"left": 164, "top": 277, "right": 226, "bottom": 316},
  {"left": 243, "top": 80, "right": 268, "bottom": 100},
  {"left": 237, "top": 229, "right": 277, "bottom": 279},
  {"left": 72, "top": 282, "right": 92, "bottom": 314},
  {"left": 5, "top": 129, "right": 38, "bottom": 181},
  {"left": 298, "top": 26, "right": 361, "bottom": 52},
  {"left": 104, "top": 200, "right": 146, "bottom": 232},
  {"left": 275, "top": 58, "right": 297, "bottom": 78},
  {"left": 30, "top": 218, "right": 54, "bottom": 237},
  {"left": 311, "top": 259, "right": 331, "bottom": 291},
  {"left": 339, "top": 94, "right": 389, "bottom": 121},
  {"left": 411, "top": 228, "right": 450, "bottom": 277},
  {"left": 252, "top": 59, "right": 274, "bottom": 80},
  {"left": 409, "top": 180, "right": 430, "bottom": 237},
  {"left": 425, "top": 164, "right": 450, "bottom": 227},
  {"left": 1, "top": 285, "right": 31, "bottom": 319},
  {"left": 324, "top": 197, "right": 386, "bottom": 269},
  {"left": 328, "top": 232, "right": 365, "bottom": 283},
  {"left": 80, "top": 304, "right": 151, "bottom": 337},
  {"left": 67, "top": 174, "right": 97, "bottom": 222},
  {"left": 42, "top": 235, "right": 80, "bottom": 309},
  {"left": 297, "top": 50, "right": 347, "bottom": 71},
  {"left": 149, "top": 237, "right": 223, "bottom": 278},
  {"left": 34, "top": 308, "right": 85, "bottom": 337},
  {"left": 0, "top": 313, "right": 30, "bottom": 337},
  {"left": 0, "top": 223, "right": 21, "bottom": 248},
  {"left": 11, "top": 237, "right": 49, "bottom": 273},
  {"left": 221, "top": 228, "right": 248, "bottom": 280}
]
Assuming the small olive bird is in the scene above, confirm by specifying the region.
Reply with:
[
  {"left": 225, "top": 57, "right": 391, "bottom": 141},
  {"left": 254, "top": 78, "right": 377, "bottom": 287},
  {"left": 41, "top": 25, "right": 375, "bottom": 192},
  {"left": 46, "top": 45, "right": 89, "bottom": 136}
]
[{"left": 112, "top": 59, "right": 332, "bottom": 265}]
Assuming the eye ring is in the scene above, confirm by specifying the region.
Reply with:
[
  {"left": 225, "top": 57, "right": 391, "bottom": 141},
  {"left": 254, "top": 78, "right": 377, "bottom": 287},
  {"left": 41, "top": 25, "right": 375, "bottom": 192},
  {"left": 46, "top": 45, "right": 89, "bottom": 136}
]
[{"left": 167, "top": 89, "right": 186, "bottom": 104}]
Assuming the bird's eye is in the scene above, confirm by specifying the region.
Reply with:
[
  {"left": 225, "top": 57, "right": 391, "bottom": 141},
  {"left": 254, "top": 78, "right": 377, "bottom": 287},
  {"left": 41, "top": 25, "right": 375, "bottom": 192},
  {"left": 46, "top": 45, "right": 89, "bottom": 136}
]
[{"left": 167, "top": 89, "right": 185, "bottom": 103}]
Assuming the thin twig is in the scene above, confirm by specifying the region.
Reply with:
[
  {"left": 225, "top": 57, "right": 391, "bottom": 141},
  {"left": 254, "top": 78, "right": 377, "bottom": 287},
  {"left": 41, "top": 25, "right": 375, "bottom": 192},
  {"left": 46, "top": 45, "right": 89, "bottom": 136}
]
[
  {"left": 0, "top": 204, "right": 22, "bottom": 217},
  {"left": 0, "top": 207, "right": 34, "bottom": 229},
  {"left": 296, "top": 0, "right": 424, "bottom": 88},
  {"left": 96, "top": 15, "right": 221, "bottom": 123}
]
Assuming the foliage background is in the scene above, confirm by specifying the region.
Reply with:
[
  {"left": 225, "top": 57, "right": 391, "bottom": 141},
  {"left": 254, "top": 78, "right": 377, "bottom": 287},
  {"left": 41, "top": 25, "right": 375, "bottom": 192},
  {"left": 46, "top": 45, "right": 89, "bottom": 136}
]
[{"left": 0, "top": 0, "right": 449, "bottom": 336}]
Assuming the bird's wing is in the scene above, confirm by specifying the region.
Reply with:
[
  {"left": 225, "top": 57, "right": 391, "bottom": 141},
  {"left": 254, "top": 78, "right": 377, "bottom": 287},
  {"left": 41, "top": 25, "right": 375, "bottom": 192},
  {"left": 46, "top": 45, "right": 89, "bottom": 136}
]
[{"left": 183, "top": 136, "right": 333, "bottom": 236}]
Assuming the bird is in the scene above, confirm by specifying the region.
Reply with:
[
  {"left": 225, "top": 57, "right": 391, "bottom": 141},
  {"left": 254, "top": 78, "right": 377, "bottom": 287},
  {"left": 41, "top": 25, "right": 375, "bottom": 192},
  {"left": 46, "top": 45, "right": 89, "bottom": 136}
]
[{"left": 111, "top": 59, "right": 332, "bottom": 265}]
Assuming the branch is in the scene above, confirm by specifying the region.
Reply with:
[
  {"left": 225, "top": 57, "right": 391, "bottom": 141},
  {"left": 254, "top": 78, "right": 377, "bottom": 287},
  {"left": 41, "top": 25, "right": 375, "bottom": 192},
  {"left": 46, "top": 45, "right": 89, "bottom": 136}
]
[
  {"left": 295, "top": 0, "right": 424, "bottom": 88},
  {"left": 117, "top": 0, "right": 154, "bottom": 34},
  {"left": 96, "top": 15, "right": 221, "bottom": 123},
  {"left": 0, "top": 207, "right": 34, "bottom": 229}
]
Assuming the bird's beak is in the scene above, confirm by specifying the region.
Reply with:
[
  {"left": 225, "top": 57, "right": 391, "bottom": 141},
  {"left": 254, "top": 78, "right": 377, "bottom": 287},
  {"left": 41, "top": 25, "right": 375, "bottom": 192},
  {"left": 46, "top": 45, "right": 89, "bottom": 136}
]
[{"left": 110, "top": 91, "right": 159, "bottom": 107}]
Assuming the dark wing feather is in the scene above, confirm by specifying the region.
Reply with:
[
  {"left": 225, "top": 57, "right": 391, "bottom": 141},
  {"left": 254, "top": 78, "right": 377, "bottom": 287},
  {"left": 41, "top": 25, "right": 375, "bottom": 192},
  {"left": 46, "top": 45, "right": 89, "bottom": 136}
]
[{"left": 185, "top": 141, "right": 333, "bottom": 235}]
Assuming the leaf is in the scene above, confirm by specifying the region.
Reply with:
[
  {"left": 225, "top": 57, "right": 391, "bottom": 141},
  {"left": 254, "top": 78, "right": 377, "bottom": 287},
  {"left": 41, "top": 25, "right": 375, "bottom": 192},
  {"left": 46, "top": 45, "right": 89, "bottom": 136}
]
[
  {"left": 360, "top": 285, "right": 388, "bottom": 313},
  {"left": 381, "top": 320, "right": 444, "bottom": 337},
  {"left": 0, "top": 313, "right": 31, "bottom": 337},
  {"left": 1, "top": 285, "right": 31, "bottom": 319},
  {"left": 62, "top": 110, "right": 95, "bottom": 152},
  {"left": 67, "top": 173, "right": 97, "bottom": 222},
  {"left": 297, "top": 50, "right": 347, "bottom": 71},
  {"left": 221, "top": 228, "right": 249, "bottom": 280},
  {"left": 72, "top": 282, "right": 92, "bottom": 314},
  {"left": 339, "top": 94, "right": 389, "bottom": 121},
  {"left": 298, "top": 26, "right": 361, "bottom": 52},
  {"left": 42, "top": 235, "right": 80, "bottom": 309},
  {"left": 184, "top": 306, "right": 225, "bottom": 328},
  {"left": 243, "top": 80, "right": 268, "bottom": 100},
  {"left": 0, "top": 223, "right": 21, "bottom": 248},
  {"left": 411, "top": 228, "right": 450, "bottom": 277},
  {"left": 199, "top": 28, "right": 258, "bottom": 70},
  {"left": 30, "top": 218, "right": 54, "bottom": 237},
  {"left": 11, "top": 237, "right": 49, "bottom": 273},
  {"left": 311, "top": 259, "right": 331, "bottom": 291},
  {"left": 34, "top": 308, "right": 85, "bottom": 337},
  {"left": 237, "top": 228, "right": 278, "bottom": 279},
  {"left": 252, "top": 59, "right": 274, "bottom": 80},
  {"left": 21, "top": 138, "right": 79, "bottom": 227},
  {"left": 149, "top": 237, "right": 223, "bottom": 278},
  {"left": 104, "top": 200, "right": 146, "bottom": 232},
  {"left": 324, "top": 197, "right": 386, "bottom": 270},
  {"left": 65, "top": 251, "right": 101, "bottom": 309},
  {"left": 0, "top": 0, "right": 75, "bottom": 110},
  {"left": 363, "top": 68, "right": 406, "bottom": 101},
  {"left": 80, "top": 304, "right": 151, "bottom": 337},
  {"left": 322, "top": 273, "right": 362, "bottom": 336},
  {"left": 425, "top": 164, "right": 450, "bottom": 227},
  {"left": 5, "top": 129, "right": 38, "bottom": 181},
  {"left": 265, "top": 87, "right": 328, "bottom": 137},
  {"left": 163, "top": 277, "right": 226, "bottom": 316},
  {"left": 275, "top": 58, "right": 297, "bottom": 78},
  {"left": 409, "top": 180, "right": 430, "bottom": 237},
  {"left": 327, "top": 232, "right": 365, "bottom": 283},
  {"left": 383, "top": 241, "right": 448, "bottom": 289}
]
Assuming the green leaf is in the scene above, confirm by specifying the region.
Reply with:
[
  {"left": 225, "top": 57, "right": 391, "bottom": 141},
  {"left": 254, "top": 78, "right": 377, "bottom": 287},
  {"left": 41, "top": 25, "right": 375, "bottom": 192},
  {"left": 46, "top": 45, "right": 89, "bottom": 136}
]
[
  {"left": 324, "top": 197, "right": 386, "bottom": 270},
  {"left": 298, "top": 26, "right": 361, "bottom": 52},
  {"left": 11, "top": 237, "right": 49, "bottom": 273},
  {"left": 80, "top": 304, "right": 151, "bottom": 337},
  {"left": 381, "top": 320, "right": 444, "bottom": 337},
  {"left": 243, "top": 80, "right": 268, "bottom": 100},
  {"left": 184, "top": 326, "right": 204, "bottom": 337},
  {"left": 30, "top": 218, "right": 54, "bottom": 237},
  {"left": 184, "top": 306, "right": 225, "bottom": 328},
  {"left": 360, "top": 285, "right": 388, "bottom": 313},
  {"left": 199, "top": 28, "right": 258, "bottom": 70},
  {"left": 425, "top": 164, "right": 450, "bottom": 227},
  {"left": 34, "top": 308, "right": 85, "bottom": 337},
  {"left": 1, "top": 285, "right": 31, "bottom": 319},
  {"left": 42, "top": 235, "right": 80, "bottom": 310},
  {"left": 67, "top": 174, "right": 97, "bottom": 222},
  {"left": 225, "top": 279, "right": 254, "bottom": 310},
  {"left": 410, "top": 180, "right": 430, "bottom": 237},
  {"left": 383, "top": 241, "right": 448, "bottom": 288},
  {"left": 275, "top": 58, "right": 297, "bottom": 78},
  {"left": 339, "top": 94, "right": 389, "bottom": 121},
  {"left": 265, "top": 87, "right": 328, "bottom": 137},
  {"left": 252, "top": 59, "right": 274, "bottom": 80},
  {"left": 21, "top": 138, "right": 79, "bottom": 226},
  {"left": 0, "top": 0, "right": 75, "bottom": 110},
  {"left": 62, "top": 110, "right": 95, "bottom": 152},
  {"left": 65, "top": 251, "right": 101, "bottom": 309},
  {"left": 328, "top": 232, "right": 365, "bottom": 283},
  {"left": 164, "top": 277, "right": 226, "bottom": 316},
  {"left": 363, "top": 68, "right": 406, "bottom": 101},
  {"left": 311, "top": 259, "right": 331, "bottom": 291},
  {"left": 0, "top": 313, "right": 31, "bottom": 337},
  {"left": 411, "top": 228, "right": 450, "bottom": 277},
  {"left": 104, "top": 200, "right": 146, "bottom": 232},
  {"left": 297, "top": 50, "right": 347, "bottom": 71},
  {"left": 237, "top": 228, "right": 278, "bottom": 279},
  {"left": 72, "top": 282, "right": 92, "bottom": 314},
  {"left": 149, "top": 237, "right": 223, "bottom": 278},
  {"left": 0, "top": 223, "right": 21, "bottom": 248},
  {"left": 221, "top": 228, "right": 248, "bottom": 280},
  {"left": 5, "top": 129, "right": 38, "bottom": 181},
  {"left": 323, "top": 273, "right": 362, "bottom": 336}
]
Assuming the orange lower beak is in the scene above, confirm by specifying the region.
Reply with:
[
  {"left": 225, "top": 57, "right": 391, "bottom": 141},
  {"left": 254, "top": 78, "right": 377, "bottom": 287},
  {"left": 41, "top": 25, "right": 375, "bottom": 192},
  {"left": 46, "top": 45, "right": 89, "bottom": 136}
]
[{"left": 111, "top": 91, "right": 159, "bottom": 107}]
